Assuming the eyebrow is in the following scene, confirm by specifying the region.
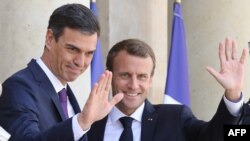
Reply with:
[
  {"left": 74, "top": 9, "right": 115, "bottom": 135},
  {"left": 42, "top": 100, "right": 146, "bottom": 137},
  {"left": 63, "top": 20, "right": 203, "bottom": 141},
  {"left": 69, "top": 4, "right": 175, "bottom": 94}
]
[
  {"left": 65, "top": 43, "right": 96, "bottom": 53},
  {"left": 66, "top": 43, "right": 79, "bottom": 49}
]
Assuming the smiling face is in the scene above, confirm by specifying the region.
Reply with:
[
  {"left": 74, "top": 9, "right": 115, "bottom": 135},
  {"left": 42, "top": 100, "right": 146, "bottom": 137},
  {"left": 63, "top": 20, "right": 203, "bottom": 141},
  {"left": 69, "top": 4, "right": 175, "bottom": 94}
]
[
  {"left": 112, "top": 50, "right": 153, "bottom": 115},
  {"left": 42, "top": 27, "right": 97, "bottom": 85}
]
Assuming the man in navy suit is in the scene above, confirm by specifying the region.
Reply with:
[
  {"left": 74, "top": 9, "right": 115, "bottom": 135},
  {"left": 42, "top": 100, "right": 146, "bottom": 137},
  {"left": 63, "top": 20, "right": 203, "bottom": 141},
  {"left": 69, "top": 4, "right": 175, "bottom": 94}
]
[
  {"left": 0, "top": 4, "right": 123, "bottom": 141},
  {"left": 87, "top": 38, "right": 248, "bottom": 141}
]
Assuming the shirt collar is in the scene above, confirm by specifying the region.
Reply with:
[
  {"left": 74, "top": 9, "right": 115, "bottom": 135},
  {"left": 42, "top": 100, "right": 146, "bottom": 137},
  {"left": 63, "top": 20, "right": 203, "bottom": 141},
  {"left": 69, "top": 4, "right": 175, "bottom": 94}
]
[
  {"left": 36, "top": 58, "right": 66, "bottom": 93},
  {"left": 109, "top": 102, "right": 145, "bottom": 123}
]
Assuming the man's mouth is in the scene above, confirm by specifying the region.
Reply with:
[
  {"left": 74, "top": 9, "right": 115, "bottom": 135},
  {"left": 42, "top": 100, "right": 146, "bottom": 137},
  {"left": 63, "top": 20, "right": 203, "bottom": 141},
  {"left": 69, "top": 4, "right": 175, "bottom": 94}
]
[{"left": 124, "top": 93, "right": 139, "bottom": 97}]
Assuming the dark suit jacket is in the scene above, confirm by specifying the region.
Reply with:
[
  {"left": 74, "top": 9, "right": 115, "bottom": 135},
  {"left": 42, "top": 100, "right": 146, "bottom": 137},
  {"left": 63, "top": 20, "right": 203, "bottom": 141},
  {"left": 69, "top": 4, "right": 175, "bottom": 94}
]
[
  {"left": 0, "top": 59, "right": 86, "bottom": 141},
  {"left": 87, "top": 99, "right": 240, "bottom": 141}
]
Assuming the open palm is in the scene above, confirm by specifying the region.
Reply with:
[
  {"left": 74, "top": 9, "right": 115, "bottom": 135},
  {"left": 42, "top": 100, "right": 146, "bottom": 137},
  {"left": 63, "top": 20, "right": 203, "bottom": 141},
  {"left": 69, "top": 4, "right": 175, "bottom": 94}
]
[{"left": 206, "top": 38, "right": 247, "bottom": 101}]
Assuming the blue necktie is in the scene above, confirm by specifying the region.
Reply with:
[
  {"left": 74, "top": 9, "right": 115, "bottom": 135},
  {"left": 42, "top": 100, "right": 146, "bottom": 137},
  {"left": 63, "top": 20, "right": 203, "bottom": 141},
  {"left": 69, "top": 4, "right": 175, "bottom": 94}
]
[
  {"left": 119, "top": 117, "right": 133, "bottom": 141},
  {"left": 58, "top": 88, "right": 69, "bottom": 119}
]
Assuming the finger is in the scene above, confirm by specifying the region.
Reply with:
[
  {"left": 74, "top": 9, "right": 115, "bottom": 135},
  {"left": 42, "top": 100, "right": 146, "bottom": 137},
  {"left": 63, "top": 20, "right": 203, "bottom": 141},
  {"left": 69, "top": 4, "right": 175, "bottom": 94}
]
[
  {"left": 110, "top": 93, "right": 124, "bottom": 106},
  {"left": 104, "top": 71, "right": 112, "bottom": 92},
  {"left": 96, "top": 73, "right": 106, "bottom": 93},
  {"left": 225, "top": 37, "right": 232, "bottom": 61},
  {"left": 232, "top": 40, "right": 237, "bottom": 60},
  {"left": 99, "top": 71, "right": 109, "bottom": 92},
  {"left": 219, "top": 42, "right": 226, "bottom": 69},
  {"left": 99, "top": 71, "right": 111, "bottom": 99},
  {"left": 89, "top": 83, "right": 98, "bottom": 99},
  {"left": 206, "top": 66, "right": 222, "bottom": 83},
  {"left": 240, "top": 48, "right": 248, "bottom": 64}
]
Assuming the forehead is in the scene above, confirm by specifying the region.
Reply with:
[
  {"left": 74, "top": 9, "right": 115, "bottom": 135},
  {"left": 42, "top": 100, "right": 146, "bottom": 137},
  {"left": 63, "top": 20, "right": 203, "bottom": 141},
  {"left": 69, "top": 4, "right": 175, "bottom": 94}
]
[{"left": 113, "top": 51, "right": 153, "bottom": 73}]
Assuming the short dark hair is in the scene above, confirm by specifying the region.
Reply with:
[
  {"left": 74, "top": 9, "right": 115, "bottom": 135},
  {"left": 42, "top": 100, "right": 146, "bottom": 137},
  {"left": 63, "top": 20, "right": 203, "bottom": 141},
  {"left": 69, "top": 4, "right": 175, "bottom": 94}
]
[
  {"left": 48, "top": 3, "right": 100, "bottom": 41},
  {"left": 106, "top": 39, "right": 156, "bottom": 76}
]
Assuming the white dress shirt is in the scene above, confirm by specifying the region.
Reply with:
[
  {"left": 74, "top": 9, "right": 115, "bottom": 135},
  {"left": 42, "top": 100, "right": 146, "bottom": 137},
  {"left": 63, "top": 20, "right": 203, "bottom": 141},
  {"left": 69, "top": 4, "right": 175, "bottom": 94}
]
[
  {"left": 104, "top": 102, "right": 145, "bottom": 141},
  {"left": 36, "top": 58, "right": 85, "bottom": 141},
  {"left": 223, "top": 94, "right": 243, "bottom": 116}
]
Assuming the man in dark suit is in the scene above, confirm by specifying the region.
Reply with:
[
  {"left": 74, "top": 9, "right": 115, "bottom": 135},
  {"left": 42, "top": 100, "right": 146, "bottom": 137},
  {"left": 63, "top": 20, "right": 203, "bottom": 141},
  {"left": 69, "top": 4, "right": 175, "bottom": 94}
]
[
  {"left": 0, "top": 4, "right": 123, "bottom": 141},
  {"left": 87, "top": 38, "right": 247, "bottom": 141}
]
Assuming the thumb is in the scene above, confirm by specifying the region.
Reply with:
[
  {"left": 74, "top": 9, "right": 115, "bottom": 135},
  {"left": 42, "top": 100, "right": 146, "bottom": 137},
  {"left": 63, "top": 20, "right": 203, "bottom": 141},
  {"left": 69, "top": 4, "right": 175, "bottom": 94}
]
[
  {"left": 206, "top": 66, "right": 222, "bottom": 82},
  {"left": 110, "top": 93, "right": 124, "bottom": 106}
]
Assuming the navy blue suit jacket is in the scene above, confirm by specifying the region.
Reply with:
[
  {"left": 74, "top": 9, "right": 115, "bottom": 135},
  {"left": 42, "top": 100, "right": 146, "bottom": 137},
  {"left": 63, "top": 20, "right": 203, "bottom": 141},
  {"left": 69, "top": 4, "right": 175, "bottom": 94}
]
[
  {"left": 0, "top": 59, "right": 86, "bottom": 141},
  {"left": 87, "top": 99, "right": 240, "bottom": 141}
]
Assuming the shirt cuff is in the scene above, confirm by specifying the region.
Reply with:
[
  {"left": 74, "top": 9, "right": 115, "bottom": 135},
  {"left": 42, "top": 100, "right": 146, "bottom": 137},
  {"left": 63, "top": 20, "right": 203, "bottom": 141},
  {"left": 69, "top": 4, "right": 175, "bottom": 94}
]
[
  {"left": 72, "top": 114, "right": 90, "bottom": 141},
  {"left": 223, "top": 93, "right": 243, "bottom": 117}
]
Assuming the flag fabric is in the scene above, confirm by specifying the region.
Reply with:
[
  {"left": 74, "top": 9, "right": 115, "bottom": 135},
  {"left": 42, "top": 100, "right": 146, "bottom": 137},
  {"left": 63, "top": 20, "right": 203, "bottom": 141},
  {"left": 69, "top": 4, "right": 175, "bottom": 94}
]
[
  {"left": 164, "top": 2, "right": 190, "bottom": 106},
  {"left": 90, "top": 1, "right": 104, "bottom": 88}
]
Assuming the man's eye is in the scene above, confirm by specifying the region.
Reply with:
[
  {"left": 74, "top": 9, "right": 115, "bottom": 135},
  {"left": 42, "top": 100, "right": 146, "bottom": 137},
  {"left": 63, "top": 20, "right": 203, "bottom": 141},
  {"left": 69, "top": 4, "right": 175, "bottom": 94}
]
[
  {"left": 87, "top": 51, "right": 94, "bottom": 55},
  {"left": 120, "top": 73, "right": 129, "bottom": 78},
  {"left": 67, "top": 47, "right": 79, "bottom": 54},
  {"left": 68, "top": 47, "right": 76, "bottom": 51},
  {"left": 138, "top": 75, "right": 148, "bottom": 81}
]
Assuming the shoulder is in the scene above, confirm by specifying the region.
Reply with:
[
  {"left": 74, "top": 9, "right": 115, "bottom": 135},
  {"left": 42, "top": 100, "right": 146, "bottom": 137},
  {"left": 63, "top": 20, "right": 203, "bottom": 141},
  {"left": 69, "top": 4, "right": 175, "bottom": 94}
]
[
  {"left": 4, "top": 59, "right": 36, "bottom": 83},
  {"left": 4, "top": 59, "right": 43, "bottom": 87},
  {"left": 3, "top": 66, "right": 33, "bottom": 89},
  {"left": 153, "top": 104, "right": 193, "bottom": 117},
  {"left": 1, "top": 60, "right": 43, "bottom": 103},
  {"left": 153, "top": 104, "right": 184, "bottom": 111}
]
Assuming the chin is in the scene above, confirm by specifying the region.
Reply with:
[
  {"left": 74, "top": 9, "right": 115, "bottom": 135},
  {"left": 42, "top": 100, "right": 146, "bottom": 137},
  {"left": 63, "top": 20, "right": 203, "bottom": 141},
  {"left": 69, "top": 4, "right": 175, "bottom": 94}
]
[{"left": 66, "top": 74, "right": 79, "bottom": 82}]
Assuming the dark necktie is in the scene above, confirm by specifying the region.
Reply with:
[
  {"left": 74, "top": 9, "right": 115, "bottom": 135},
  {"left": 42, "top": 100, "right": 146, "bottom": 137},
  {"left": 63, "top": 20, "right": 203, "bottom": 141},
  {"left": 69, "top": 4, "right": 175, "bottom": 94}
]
[
  {"left": 58, "top": 88, "right": 69, "bottom": 119},
  {"left": 119, "top": 117, "right": 133, "bottom": 141}
]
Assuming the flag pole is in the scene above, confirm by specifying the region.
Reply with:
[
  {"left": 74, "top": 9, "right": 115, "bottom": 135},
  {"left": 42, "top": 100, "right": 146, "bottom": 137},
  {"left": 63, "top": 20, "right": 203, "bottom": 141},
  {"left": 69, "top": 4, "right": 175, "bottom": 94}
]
[{"left": 175, "top": 0, "right": 181, "bottom": 3}]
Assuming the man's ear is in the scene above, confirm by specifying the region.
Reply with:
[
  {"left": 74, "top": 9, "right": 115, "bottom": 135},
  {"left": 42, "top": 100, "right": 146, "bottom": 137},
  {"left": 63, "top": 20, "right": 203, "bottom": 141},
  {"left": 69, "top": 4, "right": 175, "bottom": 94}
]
[
  {"left": 149, "top": 76, "right": 153, "bottom": 87},
  {"left": 45, "top": 29, "right": 54, "bottom": 50}
]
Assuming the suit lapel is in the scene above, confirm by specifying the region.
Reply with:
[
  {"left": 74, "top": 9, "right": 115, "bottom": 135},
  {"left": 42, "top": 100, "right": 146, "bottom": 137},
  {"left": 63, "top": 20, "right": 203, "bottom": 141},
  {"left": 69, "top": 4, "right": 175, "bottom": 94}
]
[
  {"left": 88, "top": 116, "right": 108, "bottom": 141},
  {"left": 67, "top": 85, "right": 81, "bottom": 113},
  {"left": 141, "top": 100, "right": 158, "bottom": 141},
  {"left": 88, "top": 100, "right": 158, "bottom": 141},
  {"left": 28, "top": 59, "right": 67, "bottom": 121}
]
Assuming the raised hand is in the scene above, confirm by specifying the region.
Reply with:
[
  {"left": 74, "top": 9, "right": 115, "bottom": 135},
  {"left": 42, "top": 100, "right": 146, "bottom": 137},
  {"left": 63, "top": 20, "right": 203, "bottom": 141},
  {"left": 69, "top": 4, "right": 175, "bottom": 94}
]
[
  {"left": 78, "top": 70, "right": 123, "bottom": 130},
  {"left": 206, "top": 37, "right": 248, "bottom": 101}
]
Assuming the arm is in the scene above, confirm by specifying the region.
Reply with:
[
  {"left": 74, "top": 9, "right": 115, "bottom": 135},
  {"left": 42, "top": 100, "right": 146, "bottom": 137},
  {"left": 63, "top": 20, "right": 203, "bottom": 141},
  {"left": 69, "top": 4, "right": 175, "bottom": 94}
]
[
  {"left": 184, "top": 99, "right": 241, "bottom": 141},
  {"left": 0, "top": 70, "right": 122, "bottom": 141},
  {"left": 0, "top": 77, "right": 76, "bottom": 141}
]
